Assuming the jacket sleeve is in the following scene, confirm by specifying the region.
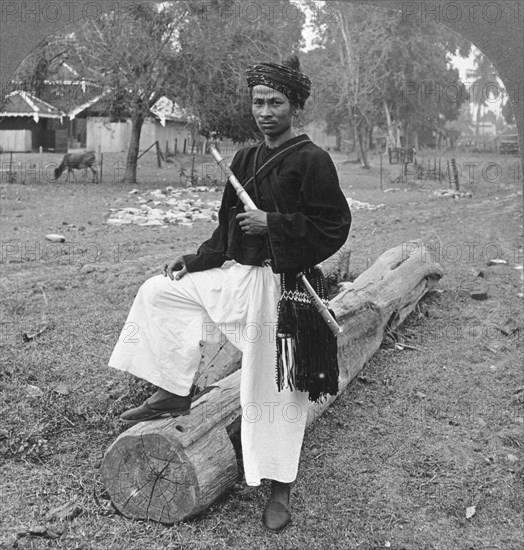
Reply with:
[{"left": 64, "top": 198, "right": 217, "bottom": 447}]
[
  {"left": 265, "top": 149, "right": 351, "bottom": 272},
  {"left": 182, "top": 152, "right": 242, "bottom": 273}
]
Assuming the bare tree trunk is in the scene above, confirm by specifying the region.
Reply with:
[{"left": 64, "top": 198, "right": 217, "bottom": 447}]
[
  {"left": 123, "top": 113, "right": 145, "bottom": 183},
  {"left": 383, "top": 100, "right": 396, "bottom": 150},
  {"left": 394, "top": 123, "right": 401, "bottom": 149},
  {"left": 401, "top": 120, "right": 409, "bottom": 148},
  {"left": 356, "top": 121, "right": 370, "bottom": 169},
  {"left": 475, "top": 103, "right": 482, "bottom": 143},
  {"left": 413, "top": 130, "right": 419, "bottom": 151},
  {"left": 351, "top": 125, "right": 357, "bottom": 155}
]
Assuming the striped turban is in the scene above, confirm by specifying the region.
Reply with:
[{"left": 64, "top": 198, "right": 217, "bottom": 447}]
[{"left": 246, "top": 58, "right": 311, "bottom": 108}]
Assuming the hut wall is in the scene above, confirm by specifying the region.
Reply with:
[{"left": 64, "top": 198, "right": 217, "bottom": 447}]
[
  {"left": 0, "top": 129, "right": 32, "bottom": 152},
  {"left": 86, "top": 117, "right": 193, "bottom": 154},
  {"left": 0, "top": 118, "right": 56, "bottom": 151}
]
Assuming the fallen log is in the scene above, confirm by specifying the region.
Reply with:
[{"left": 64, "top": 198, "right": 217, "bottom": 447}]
[
  {"left": 320, "top": 237, "right": 352, "bottom": 294},
  {"left": 101, "top": 240, "right": 443, "bottom": 524}
]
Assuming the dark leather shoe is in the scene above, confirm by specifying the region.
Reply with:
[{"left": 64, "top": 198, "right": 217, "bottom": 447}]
[
  {"left": 262, "top": 481, "right": 291, "bottom": 532},
  {"left": 120, "top": 394, "right": 191, "bottom": 425}
]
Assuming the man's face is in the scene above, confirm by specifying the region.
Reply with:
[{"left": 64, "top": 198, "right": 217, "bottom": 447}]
[{"left": 251, "top": 85, "right": 295, "bottom": 139}]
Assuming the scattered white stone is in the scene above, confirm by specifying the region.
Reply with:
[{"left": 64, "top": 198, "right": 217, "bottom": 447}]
[
  {"left": 346, "top": 197, "right": 385, "bottom": 211},
  {"left": 45, "top": 234, "right": 66, "bottom": 242},
  {"left": 107, "top": 187, "right": 221, "bottom": 227},
  {"left": 433, "top": 189, "right": 473, "bottom": 199},
  {"left": 25, "top": 385, "right": 44, "bottom": 398},
  {"left": 107, "top": 217, "right": 132, "bottom": 225},
  {"left": 192, "top": 213, "right": 212, "bottom": 221},
  {"left": 140, "top": 219, "right": 164, "bottom": 226}
]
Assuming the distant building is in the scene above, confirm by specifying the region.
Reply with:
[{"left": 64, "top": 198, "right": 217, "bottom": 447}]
[
  {"left": 487, "top": 126, "right": 520, "bottom": 154},
  {"left": 8, "top": 60, "right": 198, "bottom": 154},
  {"left": 68, "top": 94, "right": 197, "bottom": 154},
  {"left": 6, "top": 61, "right": 102, "bottom": 152},
  {"left": 475, "top": 121, "right": 497, "bottom": 138},
  {"left": 0, "top": 90, "right": 66, "bottom": 152}
]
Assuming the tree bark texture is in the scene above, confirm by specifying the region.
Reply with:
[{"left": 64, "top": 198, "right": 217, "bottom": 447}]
[{"left": 123, "top": 112, "right": 145, "bottom": 183}]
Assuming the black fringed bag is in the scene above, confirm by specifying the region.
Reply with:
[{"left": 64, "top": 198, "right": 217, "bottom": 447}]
[{"left": 275, "top": 268, "right": 339, "bottom": 402}]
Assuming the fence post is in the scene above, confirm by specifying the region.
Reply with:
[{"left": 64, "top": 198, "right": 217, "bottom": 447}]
[
  {"left": 379, "top": 152, "right": 383, "bottom": 190},
  {"left": 100, "top": 152, "right": 104, "bottom": 183},
  {"left": 174, "top": 138, "right": 178, "bottom": 155},
  {"left": 451, "top": 158, "right": 460, "bottom": 191},
  {"left": 155, "top": 141, "right": 162, "bottom": 168},
  {"left": 183, "top": 139, "right": 187, "bottom": 154},
  {"left": 166, "top": 140, "right": 169, "bottom": 159}
]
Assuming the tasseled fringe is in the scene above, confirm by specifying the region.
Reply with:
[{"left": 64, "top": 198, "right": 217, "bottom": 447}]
[
  {"left": 276, "top": 335, "right": 296, "bottom": 390},
  {"left": 276, "top": 268, "right": 339, "bottom": 403}
]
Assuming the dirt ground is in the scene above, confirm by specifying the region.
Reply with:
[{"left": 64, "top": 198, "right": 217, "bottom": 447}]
[{"left": 0, "top": 146, "right": 522, "bottom": 549}]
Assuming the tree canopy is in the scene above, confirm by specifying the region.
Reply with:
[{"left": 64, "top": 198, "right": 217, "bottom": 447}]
[
  {"left": 303, "top": 2, "right": 472, "bottom": 162},
  {"left": 171, "top": 0, "right": 305, "bottom": 142},
  {"left": 11, "top": 0, "right": 482, "bottom": 178},
  {"left": 12, "top": 0, "right": 304, "bottom": 181}
]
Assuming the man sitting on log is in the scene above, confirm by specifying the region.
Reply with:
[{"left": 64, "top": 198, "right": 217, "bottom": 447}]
[{"left": 108, "top": 55, "right": 352, "bottom": 532}]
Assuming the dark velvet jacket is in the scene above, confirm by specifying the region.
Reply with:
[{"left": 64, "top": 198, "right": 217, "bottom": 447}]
[{"left": 182, "top": 134, "right": 351, "bottom": 274}]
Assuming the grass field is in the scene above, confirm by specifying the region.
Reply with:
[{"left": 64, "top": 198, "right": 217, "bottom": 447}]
[{"left": 0, "top": 146, "right": 523, "bottom": 549}]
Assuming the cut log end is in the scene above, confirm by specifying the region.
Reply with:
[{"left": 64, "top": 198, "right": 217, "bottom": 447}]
[
  {"left": 102, "top": 431, "right": 197, "bottom": 523},
  {"left": 101, "top": 419, "right": 238, "bottom": 524}
]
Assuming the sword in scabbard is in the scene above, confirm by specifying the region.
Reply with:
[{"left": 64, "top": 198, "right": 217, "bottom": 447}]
[{"left": 209, "top": 144, "right": 343, "bottom": 337}]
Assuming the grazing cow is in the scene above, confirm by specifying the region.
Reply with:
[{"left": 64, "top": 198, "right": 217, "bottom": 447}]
[{"left": 54, "top": 151, "right": 98, "bottom": 183}]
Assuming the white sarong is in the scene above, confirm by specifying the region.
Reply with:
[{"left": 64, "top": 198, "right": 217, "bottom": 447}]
[{"left": 108, "top": 263, "right": 310, "bottom": 485}]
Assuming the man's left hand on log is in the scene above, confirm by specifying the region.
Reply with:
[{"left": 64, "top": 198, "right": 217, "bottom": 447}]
[
  {"left": 236, "top": 210, "right": 268, "bottom": 235},
  {"left": 163, "top": 255, "right": 188, "bottom": 280}
]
